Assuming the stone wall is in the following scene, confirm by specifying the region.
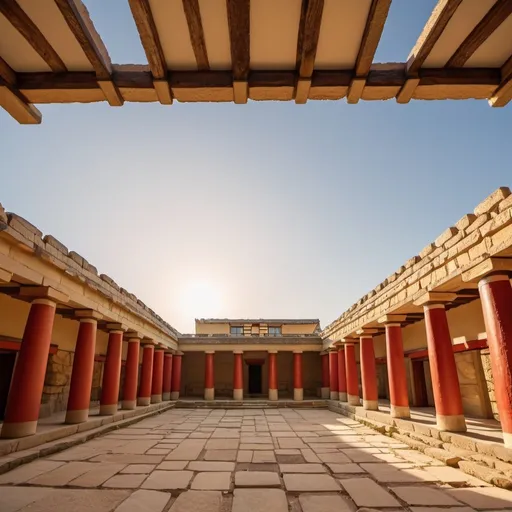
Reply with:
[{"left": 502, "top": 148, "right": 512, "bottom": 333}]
[
  {"left": 40, "top": 349, "right": 74, "bottom": 418},
  {"left": 480, "top": 349, "right": 499, "bottom": 420}
]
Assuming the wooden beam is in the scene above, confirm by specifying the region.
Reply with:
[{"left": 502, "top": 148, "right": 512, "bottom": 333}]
[
  {"left": 182, "top": 0, "right": 209, "bottom": 71},
  {"left": 0, "top": 79, "right": 42, "bottom": 124},
  {"left": 226, "top": 0, "right": 250, "bottom": 103},
  {"left": 0, "top": 57, "right": 16, "bottom": 86},
  {"left": 295, "top": 0, "right": 324, "bottom": 104},
  {"left": 0, "top": 0, "right": 67, "bottom": 73},
  {"left": 53, "top": 0, "right": 123, "bottom": 106},
  {"left": 349, "top": 0, "right": 392, "bottom": 104},
  {"left": 490, "top": 54, "right": 512, "bottom": 107},
  {"left": 447, "top": 0, "right": 512, "bottom": 68},
  {"left": 128, "top": 0, "right": 172, "bottom": 104},
  {"left": 398, "top": 0, "right": 464, "bottom": 103}
]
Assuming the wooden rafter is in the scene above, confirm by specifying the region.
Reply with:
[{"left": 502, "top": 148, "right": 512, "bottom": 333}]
[
  {"left": 447, "top": 0, "right": 512, "bottom": 68},
  {"left": 0, "top": 57, "right": 16, "bottom": 86},
  {"left": 128, "top": 0, "right": 172, "bottom": 104},
  {"left": 490, "top": 54, "right": 512, "bottom": 107},
  {"left": 398, "top": 0, "right": 463, "bottom": 103},
  {"left": 226, "top": 0, "right": 250, "bottom": 103},
  {"left": 348, "top": 0, "right": 392, "bottom": 104},
  {"left": 182, "top": 0, "right": 209, "bottom": 71},
  {"left": 53, "top": 0, "right": 123, "bottom": 106},
  {"left": 0, "top": 78, "right": 41, "bottom": 124},
  {"left": 0, "top": 0, "right": 67, "bottom": 73},
  {"left": 295, "top": 0, "right": 324, "bottom": 103}
]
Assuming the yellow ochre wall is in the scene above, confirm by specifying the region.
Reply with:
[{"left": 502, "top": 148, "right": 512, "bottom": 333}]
[{"left": 195, "top": 321, "right": 318, "bottom": 336}]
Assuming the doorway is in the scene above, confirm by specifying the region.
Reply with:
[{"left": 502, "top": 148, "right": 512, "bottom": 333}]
[
  {"left": 412, "top": 359, "right": 428, "bottom": 407},
  {"left": 248, "top": 364, "right": 262, "bottom": 394},
  {"left": 0, "top": 352, "right": 16, "bottom": 420}
]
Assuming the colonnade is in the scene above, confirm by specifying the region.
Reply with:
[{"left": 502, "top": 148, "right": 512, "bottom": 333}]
[
  {"left": 322, "top": 272, "right": 512, "bottom": 446},
  {"left": 0, "top": 299, "right": 182, "bottom": 439},
  {"left": 199, "top": 349, "right": 305, "bottom": 401}
]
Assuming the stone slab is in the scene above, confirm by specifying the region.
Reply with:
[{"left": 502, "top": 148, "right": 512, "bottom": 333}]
[
  {"left": 169, "top": 491, "right": 223, "bottom": 512},
  {"left": 232, "top": 489, "right": 288, "bottom": 512},
  {"left": 205, "top": 439, "right": 239, "bottom": 450},
  {"left": 165, "top": 440, "right": 206, "bottom": 461},
  {"left": 318, "top": 452, "right": 351, "bottom": 463},
  {"left": 204, "top": 450, "right": 237, "bottom": 461},
  {"left": 188, "top": 461, "right": 235, "bottom": 471},
  {"left": 340, "top": 478, "right": 401, "bottom": 507},
  {"left": 283, "top": 473, "right": 340, "bottom": 491},
  {"left": 279, "top": 463, "right": 326, "bottom": 473},
  {"left": 299, "top": 494, "right": 354, "bottom": 512},
  {"left": 70, "top": 463, "right": 126, "bottom": 487},
  {"left": 156, "top": 461, "right": 188, "bottom": 470},
  {"left": 391, "top": 486, "right": 463, "bottom": 505},
  {"left": 102, "top": 473, "right": 146, "bottom": 488},
  {"left": 141, "top": 470, "right": 194, "bottom": 490},
  {"left": 115, "top": 489, "right": 171, "bottom": 512},
  {"left": 191, "top": 472, "right": 231, "bottom": 491},
  {"left": 0, "top": 486, "right": 56, "bottom": 512},
  {"left": 0, "top": 460, "right": 66, "bottom": 484},
  {"left": 235, "top": 471, "right": 281, "bottom": 487},
  {"left": 120, "top": 464, "right": 156, "bottom": 474},
  {"left": 327, "top": 463, "right": 366, "bottom": 474},
  {"left": 252, "top": 451, "right": 276, "bottom": 463},
  {"left": 28, "top": 461, "right": 96, "bottom": 486},
  {"left": 446, "top": 487, "right": 512, "bottom": 509}
]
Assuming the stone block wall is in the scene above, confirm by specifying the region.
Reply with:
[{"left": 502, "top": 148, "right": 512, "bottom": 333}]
[
  {"left": 40, "top": 349, "right": 74, "bottom": 418},
  {"left": 480, "top": 349, "right": 499, "bottom": 420}
]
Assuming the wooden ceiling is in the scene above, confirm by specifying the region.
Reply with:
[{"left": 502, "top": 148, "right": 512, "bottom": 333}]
[{"left": 0, "top": 0, "right": 511, "bottom": 124}]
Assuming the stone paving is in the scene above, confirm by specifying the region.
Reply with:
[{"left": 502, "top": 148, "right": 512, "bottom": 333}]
[{"left": 1, "top": 408, "right": 512, "bottom": 511}]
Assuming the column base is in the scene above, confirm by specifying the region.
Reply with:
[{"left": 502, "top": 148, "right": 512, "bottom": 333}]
[
  {"left": 294, "top": 388, "right": 303, "bottom": 401},
  {"left": 233, "top": 389, "right": 243, "bottom": 400},
  {"left": 330, "top": 391, "right": 339, "bottom": 401},
  {"left": 65, "top": 409, "right": 88, "bottom": 424},
  {"left": 437, "top": 414, "right": 467, "bottom": 432},
  {"left": 391, "top": 404, "right": 410, "bottom": 418},
  {"left": 338, "top": 392, "right": 348, "bottom": 402},
  {"left": 363, "top": 399, "right": 379, "bottom": 411},
  {"left": 204, "top": 388, "right": 215, "bottom": 401},
  {"left": 0, "top": 420, "right": 38, "bottom": 439},
  {"left": 170, "top": 392, "right": 179, "bottom": 400},
  {"left": 268, "top": 389, "right": 278, "bottom": 401},
  {"left": 151, "top": 394, "right": 162, "bottom": 404},
  {"left": 504, "top": 432, "right": 512, "bottom": 448},
  {"left": 162, "top": 392, "right": 171, "bottom": 401},
  {"left": 321, "top": 387, "right": 330, "bottom": 399},
  {"left": 122, "top": 399, "right": 137, "bottom": 410},
  {"left": 347, "top": 394, "right": 360, "bottom": 406},
  {"left": 99, "top": 403, "right": 118, "bottom": 415},
  {"left": 137, "top": 397, "right": 151, "bottom": 406}
]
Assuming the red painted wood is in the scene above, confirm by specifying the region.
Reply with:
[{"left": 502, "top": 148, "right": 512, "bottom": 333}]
[
  {"left": 151, "top": 349, "right": 164, "bottom": 397},
  {"left": 329, "top": 351, "right": 338, "bottom": 392},
  {"left": 360, "top": 337, "right": 378, "bottom": 402},
  {"left": 123, "top": 340, "right": 141, "bottom": 403},
  {"left": 268, "top": 352, "right": 277, "bottom": 389},
  {"left": 162, "top": 353, "right": 173, "bottom": 395},
  {"left": 100, "top": 331, "right": 123, "bottom": 407},
  {"left": 293, "top": 352, "right": 303, "bottom": 389},
  {"left": 233, "top": 352, "right": 243, "bottom": 390},
  {"left": 385, "top": 325, "right": 409, "bottom": 408},
  {"left": 338, "top": 348, "right": 347, "bottom": 394},
  {"left": 345, "top": 344, "right": 359, "bottom": 398},
  {"left": 204, "top": 352, "right": 215, "bottom": 388},
  {"left": 139, "top": 344, "right": 155, "bottom": 399}
]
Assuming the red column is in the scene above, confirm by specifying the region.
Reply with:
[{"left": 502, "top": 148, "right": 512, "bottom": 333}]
[
  {"left": 293, "top": 351, "right": 303, "bottom": 401},
  {"left": 151, "top": 348, "right": 164, "bottom": 403},
  {"left": 385, "top": 324, "right": 410, "bottom": 418},
  {"left": 338, "top": 347, "right": 347, "bottom": 401},
  {"left": 233, "top": 351, "right": 243, "bottom": 400},
  {"left": 65, "top": 317, "right": 97, "bottom": 424},
  {"left": 321, "top": 353, "right": 330, "bottom": 399},
  {"left": 204, "top": 351, "right": 215, "bottom": 400},
  {"left": 345, "top": 343, "right": 360, "bottom": 406},
  {"left": 100, "top": 330, "right": 123, "bottom": 415},
  {"left": 138, "top": 344, "right": 154, "bottom": 406},
  {"left": 170, "top": 352, "right": 182, "bottom": 400},
  {"left": 479, "top": 274, "right": 512, "bottom": 446},
  {"left": 1, "top": 299, "right": 56, "bottom": 438},
  {"left": 360, "top": 336, "right": 378, "bottom": 410},
  {"left": 329, "top": 350, "right": 339, "bottom": 400},
  {"left": 162, "top": 352, "right": 173, "bottom": 401},
  {"left": 268, "top": 351, "right": 278, "bottom": 401},
  {"left": 122, "top": 337, "right": 140, "bottom": 409},
  {"left": 424, "top": 304, "right": 466, "bottom": 431}
]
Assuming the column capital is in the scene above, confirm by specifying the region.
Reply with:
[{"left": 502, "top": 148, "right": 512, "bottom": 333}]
[
  {"left": 174, "top": 351, "right": 184, "bottom": 356},
  {"left": 268, "top": 350, "right": 278, "bottom": 354},
  {"left": 164, "top": 351, "right": 173, "bottom": 356},
  {"left": 74, "top": 309, "right": 103, "bottom": 321},
  {"left": 478, "top": 273, "right": 511, "bottom": 288},
  {"left": 356, "top": 328, "right": 378, "bottom": 337},
  {"left": 293, "top": 350, "right": 303, "bottom": 354},
  {"left": 378, "top": 314, "right": 407, "bottom": 325},
  {"left": 413, "top": 291, "right": 457, "bottom": 307},
  {"left": 205, "top": 350, "right": 215, "bottom": 354},
  {"left": 106, "top": 322, "right": 128, "bottom": 332},
  {"left": 233, "top": 350, "right": 243, "bottom": 354},
  {"left": 125, "top": 331, "right": 144, "bottom": 340},
  {"left": 19, "top": 286, "right": 69, "bottom": 304},
  {"left": 462, "top": 257, "right": 512, "bottom": 283}
]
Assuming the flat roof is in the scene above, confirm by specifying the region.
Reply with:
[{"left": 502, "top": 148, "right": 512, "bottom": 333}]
[
  {"left": 196, "top": 319, "right": 320, "bottom": 325},
  {"left": 1, "top": 0, "right": 511, "bottom": 124}
]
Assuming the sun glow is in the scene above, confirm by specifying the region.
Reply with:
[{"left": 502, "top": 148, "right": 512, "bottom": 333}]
[{"left": 182, "top": 281, "right": 223, "bottom": 320}]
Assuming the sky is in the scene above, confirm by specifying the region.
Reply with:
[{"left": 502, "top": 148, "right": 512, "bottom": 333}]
[{"left": 0, "top": 1, "right": 510, "bottom": 334}]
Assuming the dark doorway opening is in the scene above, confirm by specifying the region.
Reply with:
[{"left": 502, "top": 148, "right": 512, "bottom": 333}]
[
  {"left": 0, "top": 352, "right": 16, "bottom": 420},
  {"left": 412, "top": 359, "right": 428, "bottom": 407},
  {"left": 248, "top": 364, "right": 262, "bottom": 394}
]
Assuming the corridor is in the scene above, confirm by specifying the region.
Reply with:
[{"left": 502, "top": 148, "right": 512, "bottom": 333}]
[{"left": 1, "top": 408, "right": 511, "bottom": 511}]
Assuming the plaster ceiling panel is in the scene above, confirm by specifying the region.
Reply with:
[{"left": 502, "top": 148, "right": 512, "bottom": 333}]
[
  {"left": 315, "top": 0, "right": 372, "bottom": 70},
  {"left": 149, "top": 0, "right": 197, "bottom": 70},
  {"left": 465, "top": 13, "right": 512, "bottom": 67},
  {"left": 198, "top": 0, "right": 231, "bottom": 70},
  {"left": 16, "top": 0, "right": 93, "bottom": 71},
  {"left": 250, "top": 0, "right": 302, "bottom": 70},
  {"left": 0, "top": 12, "right": 50, "bottom": 71},
  {"left": 423, "top": 0, "right": 498, "bottom": 68}
]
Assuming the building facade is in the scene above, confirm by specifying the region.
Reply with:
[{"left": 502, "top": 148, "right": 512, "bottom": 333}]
[{"left": 0, "top": 187, "right": 512, "bottom": 454}]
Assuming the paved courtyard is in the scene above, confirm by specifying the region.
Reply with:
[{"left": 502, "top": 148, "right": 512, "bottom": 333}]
[{"left": 1, "top": 408, "right": 511, "bottom": 511}]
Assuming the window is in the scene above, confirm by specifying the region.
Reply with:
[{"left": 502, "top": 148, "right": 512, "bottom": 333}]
[
  {"left": 268, "top": 326, "right": 282, "bottom": 336},
  {"left": 230, "top": 326, "right": 243, "bottom": 335}
]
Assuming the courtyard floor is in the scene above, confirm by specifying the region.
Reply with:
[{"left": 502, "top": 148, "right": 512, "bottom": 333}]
[{"left": 1, "top": 408, "right": 511, "bottom": 512}]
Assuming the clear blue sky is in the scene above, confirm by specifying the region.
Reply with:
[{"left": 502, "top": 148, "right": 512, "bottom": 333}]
[{"left": 0, "top": 1, "right": 510, "bottom": 333}]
